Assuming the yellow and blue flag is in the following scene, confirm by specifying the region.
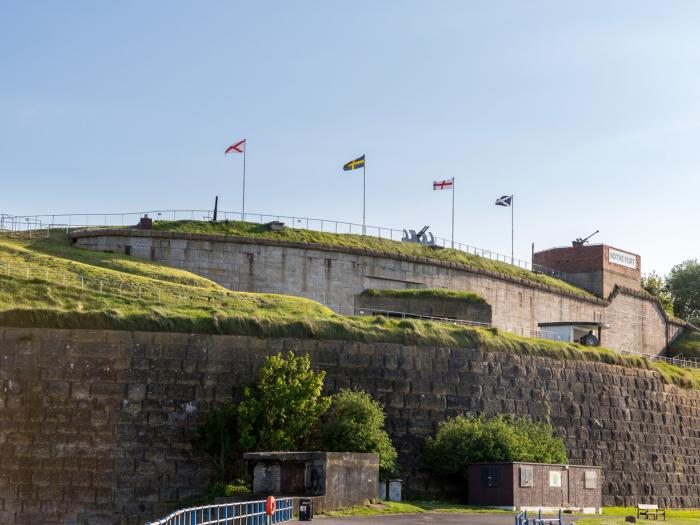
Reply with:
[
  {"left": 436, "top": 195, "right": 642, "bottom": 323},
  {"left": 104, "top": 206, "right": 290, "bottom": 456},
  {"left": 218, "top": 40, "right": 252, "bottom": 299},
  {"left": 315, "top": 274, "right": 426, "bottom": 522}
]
[{"left": 343, "top": 155, "right": 365, "bottom": 171}]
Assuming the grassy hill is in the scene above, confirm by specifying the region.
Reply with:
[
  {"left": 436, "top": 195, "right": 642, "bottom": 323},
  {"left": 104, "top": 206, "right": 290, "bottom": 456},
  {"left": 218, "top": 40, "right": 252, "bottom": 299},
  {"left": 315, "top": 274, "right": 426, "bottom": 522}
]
[
  {"left": 0, "top": 231, "right": 698, "bottom": 390},
  {"left": 151, "top": 220, "right": 596, "bottom": 300},
  {"left": 669, "top": 331, "right": 700, "bottom": 359}
]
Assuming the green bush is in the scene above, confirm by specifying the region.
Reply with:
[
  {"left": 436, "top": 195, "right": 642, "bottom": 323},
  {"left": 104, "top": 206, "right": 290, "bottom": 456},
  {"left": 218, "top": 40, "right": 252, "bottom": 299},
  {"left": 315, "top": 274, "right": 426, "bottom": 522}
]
[
  {"left": 319, "top": 390, "right": 398, "bottom": 476},
  {"left": 237, "top": 352, "right": 331, "bottom": 451},
  {"left": 425, "top": 415, "right": 568, "bottom": 478},
  {"left": 225, "top": 479, "right": 252, "bottom": 496}
]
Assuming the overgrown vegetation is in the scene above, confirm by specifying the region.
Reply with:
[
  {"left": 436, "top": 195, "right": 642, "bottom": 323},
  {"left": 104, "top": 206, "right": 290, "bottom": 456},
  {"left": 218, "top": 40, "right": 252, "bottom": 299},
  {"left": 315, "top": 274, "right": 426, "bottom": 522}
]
[
  {"left": 318, "top": 390, "right": 397, "bottom": 476},
  {"left": 0, "top": 233, "right": 699, "bottom": 391},
  {"left": 151, "top": 220, "right": 595, "bottom": 299},
  {"left": 425, "top": 415, "right": 568, "bottom": 479},
  {"left": 237, "top": 352, "right": 331, "bottom": 451},
  {"left": 195, "top": 353, "right": 397, "bottom": 485},
  {"left": 361, "top": 288, "right": 486, "bottom": 304},
  {"left": 0, "top": 232, "right": 334, "bottom": 330}
]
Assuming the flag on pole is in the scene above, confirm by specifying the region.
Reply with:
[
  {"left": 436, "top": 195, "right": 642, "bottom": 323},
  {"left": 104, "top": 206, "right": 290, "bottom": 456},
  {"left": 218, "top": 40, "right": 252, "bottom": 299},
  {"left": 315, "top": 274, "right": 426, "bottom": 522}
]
[
  {"left": 225, "top": 139, "right": 246, "bottom": 155},
  {"left": 433, "top": 178, "right": 454, "bottom": 190},
  {"left": 343, "top": 155, "right": 365, "bottom": 171},
  {"left": 495, "top": 195, "right": 513, "bottom": 206}
]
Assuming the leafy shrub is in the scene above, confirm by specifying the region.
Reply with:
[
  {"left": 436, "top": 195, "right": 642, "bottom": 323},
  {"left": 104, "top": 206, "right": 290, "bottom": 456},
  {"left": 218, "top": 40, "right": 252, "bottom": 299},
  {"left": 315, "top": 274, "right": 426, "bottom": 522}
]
[
  {"left": 238, "top": 352, "right": 331, "bottom": 451},
  {"left": 225, "top": 479, "right": 252, "bottom": 496},
  {"left": 319, "top": 389, "right": 397, "bottom": 476},
  {"left": 425, "top": 415, "right": 568, "bottom": 478}
]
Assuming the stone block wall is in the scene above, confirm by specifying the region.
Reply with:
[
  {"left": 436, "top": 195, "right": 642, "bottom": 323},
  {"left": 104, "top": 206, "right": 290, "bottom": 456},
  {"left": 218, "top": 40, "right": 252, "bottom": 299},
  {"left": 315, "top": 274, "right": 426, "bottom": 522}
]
[
  {"left": 72, "top": 230, "right": 684, "bottom": 356},
  {"left": 1, "top": 328, "right": 700, "bottom": 524}
]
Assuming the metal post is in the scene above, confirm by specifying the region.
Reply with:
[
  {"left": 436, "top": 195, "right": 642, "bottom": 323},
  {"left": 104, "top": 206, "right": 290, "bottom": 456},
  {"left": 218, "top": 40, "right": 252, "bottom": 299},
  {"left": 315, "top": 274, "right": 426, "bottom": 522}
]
[
  {"left": 362, "top": 162, "right": 366, "bottom": 235},
  {"left": 242, "top": 143, "right": 246, "bottom": 221},
  {"left": 451, "top": 178, "right": 455, "bottom": 249},
  {"left": 511, "top": 194, "right": 514, "bottom": 264}
]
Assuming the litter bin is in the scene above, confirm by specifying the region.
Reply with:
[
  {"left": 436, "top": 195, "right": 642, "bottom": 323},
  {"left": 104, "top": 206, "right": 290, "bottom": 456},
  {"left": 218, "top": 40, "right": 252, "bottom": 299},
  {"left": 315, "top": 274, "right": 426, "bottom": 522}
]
[{"left": 299, "top": 498, "right": 314, "bottom": 521}]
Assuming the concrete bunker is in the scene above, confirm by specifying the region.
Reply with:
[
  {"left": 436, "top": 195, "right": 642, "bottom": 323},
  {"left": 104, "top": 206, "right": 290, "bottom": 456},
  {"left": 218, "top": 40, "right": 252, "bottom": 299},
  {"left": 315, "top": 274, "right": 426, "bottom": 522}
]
[{"left": 243, "top": 451, "right": 379, "bottom": 512}]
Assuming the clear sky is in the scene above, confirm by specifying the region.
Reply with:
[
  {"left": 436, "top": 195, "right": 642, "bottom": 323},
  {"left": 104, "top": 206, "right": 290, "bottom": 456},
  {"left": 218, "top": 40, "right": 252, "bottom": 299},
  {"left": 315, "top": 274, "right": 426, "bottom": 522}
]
[{"left": 1, "top": 1, "right": 698, "bottom": 275}]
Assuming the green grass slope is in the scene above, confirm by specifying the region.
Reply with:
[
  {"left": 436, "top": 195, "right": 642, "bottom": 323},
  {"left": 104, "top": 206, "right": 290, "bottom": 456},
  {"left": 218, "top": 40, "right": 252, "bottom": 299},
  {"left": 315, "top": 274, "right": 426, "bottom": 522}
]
[
  {"left": 151, "top": 220, "right": 596, "bottom": 300},
  {"left": 669, "top": 331, "right": 700, "bottom": 359},
  {"left": 0, "top": 232, "right": 698, "bottom": 390},
  {"left": 361, "top": 288, "right": 486, "bottom": 303}
]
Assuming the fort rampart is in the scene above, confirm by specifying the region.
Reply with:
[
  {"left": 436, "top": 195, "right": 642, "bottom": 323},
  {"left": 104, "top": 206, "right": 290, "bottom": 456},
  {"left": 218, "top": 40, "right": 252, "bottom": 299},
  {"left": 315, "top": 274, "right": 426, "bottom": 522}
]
[
  {"left": 1, "top": 328, "right": 699, "bottom": 524},
  {"left": 72, "top": 230, "right": 685, "bottom": 356}
]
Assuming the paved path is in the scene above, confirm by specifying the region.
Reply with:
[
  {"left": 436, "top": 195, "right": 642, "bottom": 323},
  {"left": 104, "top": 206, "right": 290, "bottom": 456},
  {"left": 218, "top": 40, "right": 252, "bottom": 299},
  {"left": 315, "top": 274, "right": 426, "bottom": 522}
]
[
  {"left": 317, "top": 512, "right": 596, "bottom": 525},
  {"left": 317, "top": 512, "right": 516, "bottom": 525}
]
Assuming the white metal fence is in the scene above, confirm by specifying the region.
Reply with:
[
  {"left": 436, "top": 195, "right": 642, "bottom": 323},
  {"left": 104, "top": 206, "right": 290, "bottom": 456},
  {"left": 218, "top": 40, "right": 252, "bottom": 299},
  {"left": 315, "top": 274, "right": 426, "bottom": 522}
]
[{"left": 0, "top": 210, "right": 571, "bottom": 279}]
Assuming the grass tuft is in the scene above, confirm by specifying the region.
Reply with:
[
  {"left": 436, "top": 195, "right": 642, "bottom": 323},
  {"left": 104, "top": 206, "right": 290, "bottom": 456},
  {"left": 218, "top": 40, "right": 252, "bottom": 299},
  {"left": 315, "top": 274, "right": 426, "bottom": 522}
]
[{"left": 361, "top": 288, "right": 487, "bottom": 303}]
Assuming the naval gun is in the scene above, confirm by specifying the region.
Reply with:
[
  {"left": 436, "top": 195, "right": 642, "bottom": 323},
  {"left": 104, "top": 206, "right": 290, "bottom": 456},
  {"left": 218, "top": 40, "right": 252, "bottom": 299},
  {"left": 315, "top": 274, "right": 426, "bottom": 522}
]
[{"left": 572, "top": 230, "right": 599, "bottom": 247}]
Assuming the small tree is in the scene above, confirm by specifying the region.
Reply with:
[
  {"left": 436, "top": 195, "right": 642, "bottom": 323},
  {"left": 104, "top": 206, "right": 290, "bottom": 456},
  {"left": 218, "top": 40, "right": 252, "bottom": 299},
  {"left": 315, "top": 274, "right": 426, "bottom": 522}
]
[
  {"left": 238, "top": 352, "right": 331, "bottom": 451},
  {"left": 193, "top": 400, "right": 238, "bottom": 480},
  {"left": 425, "top": 415, "right": 567, "bottom": 479},
  {"left": 319, "top": 389, "right": 397, "bottom": 476},
  {"left": 667, "top": 260, "right": 700, "bottom": 324},
  {"left": 642, "top": 271, "right": 674, "bottom": 314}
]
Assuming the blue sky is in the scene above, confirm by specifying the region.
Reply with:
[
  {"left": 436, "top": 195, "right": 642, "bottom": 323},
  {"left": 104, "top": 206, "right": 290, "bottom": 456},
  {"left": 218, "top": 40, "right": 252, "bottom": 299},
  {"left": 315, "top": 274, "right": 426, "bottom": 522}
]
[{"left": 1, "top": 1, "right": 698, "bottom": 275}]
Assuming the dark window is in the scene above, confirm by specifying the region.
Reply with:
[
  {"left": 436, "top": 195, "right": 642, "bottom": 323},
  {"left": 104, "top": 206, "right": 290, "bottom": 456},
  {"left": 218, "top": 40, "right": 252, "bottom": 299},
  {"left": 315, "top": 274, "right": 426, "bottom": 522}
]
[{"left": 481, "top": 467, "right": 500, "bottom": 488}]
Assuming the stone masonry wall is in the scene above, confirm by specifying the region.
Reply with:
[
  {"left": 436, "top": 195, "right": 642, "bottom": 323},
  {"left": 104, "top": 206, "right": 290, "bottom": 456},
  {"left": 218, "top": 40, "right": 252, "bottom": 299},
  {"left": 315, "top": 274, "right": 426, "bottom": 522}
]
[
  {"left": 72, "top": 230, "right": 685, "bottom": 356},
  {"left": 2, "top": 328, "right": 700, "bottom": 525}
]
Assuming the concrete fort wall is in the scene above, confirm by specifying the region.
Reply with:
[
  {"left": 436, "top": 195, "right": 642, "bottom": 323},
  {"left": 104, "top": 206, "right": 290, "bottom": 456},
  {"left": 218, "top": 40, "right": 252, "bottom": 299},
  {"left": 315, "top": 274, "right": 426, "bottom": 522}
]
[
  {"left": 2, "top": 328, "right": 700, "bottom": 524},
  {"left": 72, "top": 230, "right": 684, "bottom": 357}
]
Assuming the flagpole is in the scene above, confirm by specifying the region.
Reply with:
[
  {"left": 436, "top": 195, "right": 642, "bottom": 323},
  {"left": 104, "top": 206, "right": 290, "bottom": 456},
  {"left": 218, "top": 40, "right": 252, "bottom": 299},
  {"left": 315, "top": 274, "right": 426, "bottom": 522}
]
[
  {"left": 451, "top": 178, "right": 455, "bottom": 249},
  {"left": 242, "top": 143, "right": 246, "bottom": 221},
  {"left": 511, "top": 194, "right": 514, "bottom": 264},
  {"left": 362, "top": 161, "right": 366, "bottom": 235}
]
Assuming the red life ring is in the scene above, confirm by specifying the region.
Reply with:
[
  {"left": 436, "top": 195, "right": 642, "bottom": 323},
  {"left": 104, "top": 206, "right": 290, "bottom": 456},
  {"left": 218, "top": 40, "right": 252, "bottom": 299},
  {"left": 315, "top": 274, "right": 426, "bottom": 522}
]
[{"left": 266, "top": 495, "right": 276, "bottom": 516}]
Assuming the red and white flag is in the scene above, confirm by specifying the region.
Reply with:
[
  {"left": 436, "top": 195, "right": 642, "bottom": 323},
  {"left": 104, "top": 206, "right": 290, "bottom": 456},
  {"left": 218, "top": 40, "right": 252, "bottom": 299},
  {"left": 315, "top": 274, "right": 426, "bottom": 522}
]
[
  {"left": 433, "top": 178, "right": 454, "bottom": 191},
  {"left": 225, "top": 139, "right": 246, "bottom": 155}
]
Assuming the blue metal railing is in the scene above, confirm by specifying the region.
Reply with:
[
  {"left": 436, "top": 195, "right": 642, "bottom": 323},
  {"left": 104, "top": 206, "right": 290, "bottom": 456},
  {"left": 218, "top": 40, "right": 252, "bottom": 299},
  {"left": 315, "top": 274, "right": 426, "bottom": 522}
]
[
  {"left": 516, "top": 509, "right": 571, "bottom": 525},
  {"left": 146, "top": 497, "right": 293, "bottom": 525}
]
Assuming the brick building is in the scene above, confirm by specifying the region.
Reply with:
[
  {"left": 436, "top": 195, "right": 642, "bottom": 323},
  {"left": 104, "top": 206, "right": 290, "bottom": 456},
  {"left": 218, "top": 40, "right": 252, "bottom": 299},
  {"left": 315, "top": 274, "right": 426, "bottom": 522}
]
[{"left": 533, "top": 244, "right": 641, "bottom": 299}]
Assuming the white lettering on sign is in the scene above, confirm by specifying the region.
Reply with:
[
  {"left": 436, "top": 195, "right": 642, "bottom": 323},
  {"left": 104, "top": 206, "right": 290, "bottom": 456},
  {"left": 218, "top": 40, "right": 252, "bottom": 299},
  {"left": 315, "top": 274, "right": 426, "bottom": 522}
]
[{"left": 608, "top": 248, "right": 637, "bottom": 270}]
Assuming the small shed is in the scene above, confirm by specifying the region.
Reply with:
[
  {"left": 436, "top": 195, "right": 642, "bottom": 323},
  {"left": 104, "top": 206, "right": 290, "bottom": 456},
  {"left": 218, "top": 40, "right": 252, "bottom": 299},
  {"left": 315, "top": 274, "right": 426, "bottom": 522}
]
[
  {"left": 243, "top": 451, "right": 379, "bottom": 512},
  {"left": 467, "top": 462, "right": 602, "bottom": 514}
]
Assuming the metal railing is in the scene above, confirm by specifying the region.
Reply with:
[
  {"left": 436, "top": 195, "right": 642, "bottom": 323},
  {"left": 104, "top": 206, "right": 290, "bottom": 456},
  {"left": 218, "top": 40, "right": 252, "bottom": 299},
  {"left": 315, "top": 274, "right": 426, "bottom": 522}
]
[
  {"left": 146, "top": 497, "right": 293, "bottom": 525},
  {"left": 0, "top": 210, "right": 571, "bottom": 280},
  {"left": 353, "top": 307, "right": 567, "bottom": 341},
  {"left": 618, "top": 349, "right": 700, "bottom": 370}
]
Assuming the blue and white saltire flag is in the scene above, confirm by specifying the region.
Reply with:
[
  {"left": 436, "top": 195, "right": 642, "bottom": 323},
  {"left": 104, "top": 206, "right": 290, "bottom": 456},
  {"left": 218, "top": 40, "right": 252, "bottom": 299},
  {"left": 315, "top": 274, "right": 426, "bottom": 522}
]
[{"left": 495, "top": 195, "right": 513, "bottom": 207}]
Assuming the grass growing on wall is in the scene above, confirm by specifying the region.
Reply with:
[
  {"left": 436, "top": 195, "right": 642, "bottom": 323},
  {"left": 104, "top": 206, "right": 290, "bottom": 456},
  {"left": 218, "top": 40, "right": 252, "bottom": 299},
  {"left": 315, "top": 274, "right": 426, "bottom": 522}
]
[
  {"left": 0, "top": 232, "right": 699, "bottom": 390},
  {"left": 151, "top": 220, "right": 596, "bottom": 300},
  {"left": 361, "top": 288, "right": 487, "bottom": 303}
]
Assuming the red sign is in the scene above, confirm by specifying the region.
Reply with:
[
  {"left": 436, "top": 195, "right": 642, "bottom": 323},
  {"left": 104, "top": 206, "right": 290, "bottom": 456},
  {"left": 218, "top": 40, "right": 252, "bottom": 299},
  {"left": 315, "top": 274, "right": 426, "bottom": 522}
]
[{"left": 266, "top": 496, "right": 276, "bottom": 516}]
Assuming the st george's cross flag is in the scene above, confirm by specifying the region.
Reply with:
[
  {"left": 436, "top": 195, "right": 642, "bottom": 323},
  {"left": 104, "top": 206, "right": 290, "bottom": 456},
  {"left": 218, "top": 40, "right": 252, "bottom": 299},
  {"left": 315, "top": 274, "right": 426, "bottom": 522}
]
[
  {"left": 225, "top": 139, "right": 246, "bottom": 155},
  {"left": 495, "top": 195, "right": 513, "bottom": 206},
  {"left": 433, "top": 178, "right": 454, "bottom": 191}
]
